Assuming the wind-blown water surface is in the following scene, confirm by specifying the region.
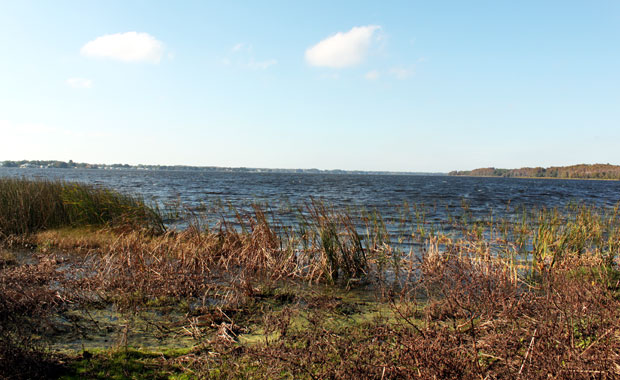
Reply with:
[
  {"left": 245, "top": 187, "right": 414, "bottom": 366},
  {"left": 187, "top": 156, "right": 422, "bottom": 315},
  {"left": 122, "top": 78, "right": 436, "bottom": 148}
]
[{"left": 2, "top": 168, "right": 619, "bottom": 232}]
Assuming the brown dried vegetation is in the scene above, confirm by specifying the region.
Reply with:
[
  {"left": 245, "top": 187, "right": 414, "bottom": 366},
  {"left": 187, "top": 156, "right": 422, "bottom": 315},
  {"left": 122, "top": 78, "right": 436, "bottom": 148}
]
[{"left": 1, "top": 179, "right": 619, "bottom": 379}]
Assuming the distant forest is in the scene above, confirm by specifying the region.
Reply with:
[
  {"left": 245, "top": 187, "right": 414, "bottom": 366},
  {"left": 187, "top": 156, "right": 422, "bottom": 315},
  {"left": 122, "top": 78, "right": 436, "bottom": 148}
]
[{"left": 449, "top": 164, "right": 620, "bottom": 180}]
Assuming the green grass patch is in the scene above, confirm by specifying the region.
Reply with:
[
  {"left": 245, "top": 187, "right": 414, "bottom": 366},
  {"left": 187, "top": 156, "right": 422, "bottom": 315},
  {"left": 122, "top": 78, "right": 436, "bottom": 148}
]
[{"left": 0, "top": 178, "right": 164, "bottom": 237}]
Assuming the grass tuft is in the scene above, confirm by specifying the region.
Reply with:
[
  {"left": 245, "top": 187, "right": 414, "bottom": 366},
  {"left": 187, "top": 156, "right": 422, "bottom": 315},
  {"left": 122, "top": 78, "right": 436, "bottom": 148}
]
[{"left": 0, "top": 178, "right": 165, "bottom": 237}]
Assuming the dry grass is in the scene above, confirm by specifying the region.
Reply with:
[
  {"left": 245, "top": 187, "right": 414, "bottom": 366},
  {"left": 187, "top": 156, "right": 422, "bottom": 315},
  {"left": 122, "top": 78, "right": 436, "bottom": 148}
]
[
  {"left": 0, "top": 254, "right": 76, "bottom": 379},
  {"left": 1, "top": 187, "right": 619, "bottom": 379},
  {"left": 190, "top": 253, "right": 619, "bottom": 380}
]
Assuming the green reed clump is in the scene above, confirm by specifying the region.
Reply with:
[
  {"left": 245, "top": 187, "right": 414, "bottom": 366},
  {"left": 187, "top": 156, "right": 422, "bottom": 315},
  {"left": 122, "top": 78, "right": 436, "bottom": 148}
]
[
  {"left": 0, "top": 178, "right": 164, "bottom": 237},
  {"left": 529, "top": 205, "right": 620, "bottom": 274},
  {"left": 302, "top": 200, "right": 367, "bottom": 283}
]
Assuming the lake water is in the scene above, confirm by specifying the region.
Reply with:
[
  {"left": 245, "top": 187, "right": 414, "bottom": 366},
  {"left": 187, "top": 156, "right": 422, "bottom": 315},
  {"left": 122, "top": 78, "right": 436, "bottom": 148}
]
[{"left": 2, "top": 168, "right": 620, "bottom": 232}]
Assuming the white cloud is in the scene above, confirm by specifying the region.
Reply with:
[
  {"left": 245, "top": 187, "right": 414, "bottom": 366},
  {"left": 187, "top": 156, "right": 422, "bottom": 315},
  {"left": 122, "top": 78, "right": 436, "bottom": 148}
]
[
  {"left": 66, "top": 77, "right": 92, "bottom": 89},
  {"left": 305, "top": 25, "right": 381, "bottom": 68},
  {"left": 390, "top": 66, "right": 414, "bottom": 80},
  {"left": 81, "top": 32, "right": 164, "bottom": 63},
  {"left": 364, "top": 70, "right": 380, "bottom": 80}
]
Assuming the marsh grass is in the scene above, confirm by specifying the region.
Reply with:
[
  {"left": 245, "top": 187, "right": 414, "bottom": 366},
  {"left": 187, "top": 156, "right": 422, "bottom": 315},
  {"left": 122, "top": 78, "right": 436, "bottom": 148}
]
[
  {"left": 0, "top": 178, "right": 165, "bottom": 237},
  {"left": 1, "top": 181, "right": 620, "bottom": 378}
]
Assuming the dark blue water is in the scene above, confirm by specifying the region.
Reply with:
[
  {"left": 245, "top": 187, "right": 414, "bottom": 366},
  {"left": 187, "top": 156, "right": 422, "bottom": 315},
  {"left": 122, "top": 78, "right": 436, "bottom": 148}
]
[{"left": 2, "top": 168, "right": 620, "bottom": 228}]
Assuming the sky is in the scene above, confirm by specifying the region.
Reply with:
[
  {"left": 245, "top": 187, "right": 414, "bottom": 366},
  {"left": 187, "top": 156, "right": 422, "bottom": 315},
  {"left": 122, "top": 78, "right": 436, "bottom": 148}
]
[{"left": 1, "top": 1, "right": 619, "bottom": 172}]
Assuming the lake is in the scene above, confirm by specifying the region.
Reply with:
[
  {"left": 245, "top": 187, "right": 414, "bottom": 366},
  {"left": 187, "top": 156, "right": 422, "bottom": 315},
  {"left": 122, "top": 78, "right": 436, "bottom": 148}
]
[{"left": 2, "top": 167, "right": 619, "bottom": 232}]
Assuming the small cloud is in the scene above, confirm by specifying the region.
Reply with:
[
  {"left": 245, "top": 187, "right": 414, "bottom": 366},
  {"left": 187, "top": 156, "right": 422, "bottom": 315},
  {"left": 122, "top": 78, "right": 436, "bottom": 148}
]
[
  {"left": 81, "top": 32, "right": 164, "bottom": 63},
  {"left": 247, "top": 58, "right": 277, "bottom": 70},
  {"left": 305, "top": 25, "right": 381, "bottom": 68},
  {"left": 364, "top": 70, "right": 380, "bottom": 80},
  {"left": 66, "top": 77, "right": 93, "bottom": 89},
  {"left": 390, "top": 66, "right": 414, "bottom": 80}
]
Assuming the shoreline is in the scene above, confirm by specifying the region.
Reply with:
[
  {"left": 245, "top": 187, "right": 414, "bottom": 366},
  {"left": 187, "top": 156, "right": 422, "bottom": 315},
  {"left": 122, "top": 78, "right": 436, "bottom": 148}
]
[
  {"left": 1, "top": 178, "right": 619, "bottom": 379},
  {"left": 449, "top": 174, "right": 620, "bottom": 182}
]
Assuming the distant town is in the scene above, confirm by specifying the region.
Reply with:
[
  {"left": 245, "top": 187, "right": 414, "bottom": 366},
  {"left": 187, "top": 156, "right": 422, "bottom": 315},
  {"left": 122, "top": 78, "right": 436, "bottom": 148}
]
[{"left": 1, "top": 160, "right": 441, "bottom": 176}]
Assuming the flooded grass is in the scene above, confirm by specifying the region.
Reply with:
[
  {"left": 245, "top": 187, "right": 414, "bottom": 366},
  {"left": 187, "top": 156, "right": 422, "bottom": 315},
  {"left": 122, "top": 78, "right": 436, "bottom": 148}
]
[{"left": 1, "top": 179, "right": 619, "bottom": 379}]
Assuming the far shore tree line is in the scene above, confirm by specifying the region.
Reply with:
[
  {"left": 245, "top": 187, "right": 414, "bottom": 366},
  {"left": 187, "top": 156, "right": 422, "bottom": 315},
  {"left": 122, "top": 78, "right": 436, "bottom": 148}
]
[
  {"left": 449, "top": 163, "right": 620, "bottom": 180},
  {"left": 0, "top": 160, "right": 436, "bottom": 175},
  {"left": 0, "top": 160, "right": 128, "bottom": 169}
]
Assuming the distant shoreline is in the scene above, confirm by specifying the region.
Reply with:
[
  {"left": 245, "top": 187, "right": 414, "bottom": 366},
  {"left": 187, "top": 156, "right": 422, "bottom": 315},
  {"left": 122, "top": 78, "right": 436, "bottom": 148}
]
[
  {"left": 449, "top": 163, "right": 620, "bottom": 181},
  {"left": 0, "top": 159, "right": 444, "bottom": 176},
  {"left": 449, "top": 174, "right": 620, "bottom": 182}
]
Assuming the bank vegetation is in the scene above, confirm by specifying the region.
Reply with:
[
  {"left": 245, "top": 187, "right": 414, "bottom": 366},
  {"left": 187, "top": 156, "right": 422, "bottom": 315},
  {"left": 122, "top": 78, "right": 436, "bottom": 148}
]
[{"left": 1, "top": 178, "right": 619, "bottom": 379}]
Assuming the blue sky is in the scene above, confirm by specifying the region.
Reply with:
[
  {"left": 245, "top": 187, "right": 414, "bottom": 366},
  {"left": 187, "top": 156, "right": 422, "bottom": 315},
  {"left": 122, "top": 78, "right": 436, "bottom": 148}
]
[{"left": 1, "top": 1, "right": 619, "bottom": 172}]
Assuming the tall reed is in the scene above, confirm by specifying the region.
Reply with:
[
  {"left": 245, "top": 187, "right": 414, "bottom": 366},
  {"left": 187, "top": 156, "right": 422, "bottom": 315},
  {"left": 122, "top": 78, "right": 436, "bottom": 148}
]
[{"left": 0, "top": 178, "right": 164, "bottom": 237}]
